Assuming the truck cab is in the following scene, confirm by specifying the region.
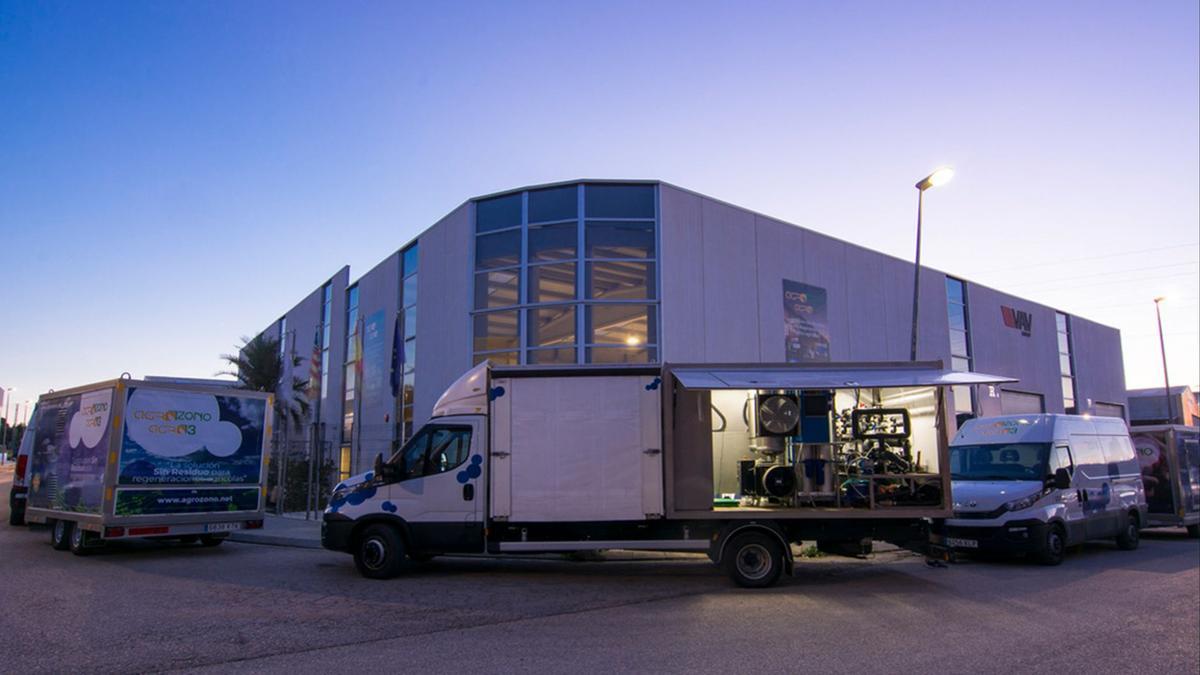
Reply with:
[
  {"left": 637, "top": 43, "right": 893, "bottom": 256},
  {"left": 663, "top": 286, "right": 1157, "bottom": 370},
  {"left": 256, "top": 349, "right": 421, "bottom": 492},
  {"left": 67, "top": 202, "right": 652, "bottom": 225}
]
[{"left": 945, "top": 415, "right": 1147, "bottom": 564}]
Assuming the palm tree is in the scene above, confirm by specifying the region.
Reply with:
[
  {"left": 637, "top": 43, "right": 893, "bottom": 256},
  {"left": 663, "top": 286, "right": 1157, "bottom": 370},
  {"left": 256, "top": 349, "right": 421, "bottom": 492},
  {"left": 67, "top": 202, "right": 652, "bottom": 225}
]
[{"left": 219, "top": 334, "right": 310, "bottom": 432}]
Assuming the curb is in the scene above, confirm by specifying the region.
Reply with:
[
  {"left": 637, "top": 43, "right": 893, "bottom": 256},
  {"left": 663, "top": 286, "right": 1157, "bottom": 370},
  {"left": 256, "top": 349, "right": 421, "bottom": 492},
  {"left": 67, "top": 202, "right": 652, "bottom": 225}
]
[{"left": 229, "top": 532, "right": 322, "bottom": 549}]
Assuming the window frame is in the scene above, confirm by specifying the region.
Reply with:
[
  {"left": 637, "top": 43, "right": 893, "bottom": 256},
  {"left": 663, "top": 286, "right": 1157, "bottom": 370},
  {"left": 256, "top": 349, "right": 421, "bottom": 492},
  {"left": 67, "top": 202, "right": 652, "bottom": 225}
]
[
  {"left": 469, "top": 183, "right": 661, "bottom": 366},
  {"left": 385, "top": 424, "right": 474, "bottom": 482}
]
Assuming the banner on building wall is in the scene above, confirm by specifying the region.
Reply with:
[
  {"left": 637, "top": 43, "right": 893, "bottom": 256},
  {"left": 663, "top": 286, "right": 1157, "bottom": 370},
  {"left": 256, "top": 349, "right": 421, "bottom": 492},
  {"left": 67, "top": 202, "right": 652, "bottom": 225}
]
[
  {"left": 783, "top": 280, "right": 830, "bottom": 363},
  {"left": 362, "top": 309, "right": 387, "bottom": 403}
]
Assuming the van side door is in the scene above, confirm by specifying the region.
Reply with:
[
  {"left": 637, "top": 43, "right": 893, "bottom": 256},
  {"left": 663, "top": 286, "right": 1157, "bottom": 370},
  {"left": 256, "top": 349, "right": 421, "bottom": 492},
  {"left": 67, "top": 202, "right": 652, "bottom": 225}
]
[
  {"left": 1049, "top": 444, "right": 1087, "bottom": 545},
  {"left": 1071, "top": 435, "right": 1114, "bottom": 539}
]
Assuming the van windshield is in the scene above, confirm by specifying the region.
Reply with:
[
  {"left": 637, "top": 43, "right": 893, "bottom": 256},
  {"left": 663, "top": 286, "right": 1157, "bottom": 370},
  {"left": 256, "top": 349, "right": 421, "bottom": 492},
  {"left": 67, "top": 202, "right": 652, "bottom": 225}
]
[{"left": 950, "top": 443, "right": 1051, "bottom": 481}]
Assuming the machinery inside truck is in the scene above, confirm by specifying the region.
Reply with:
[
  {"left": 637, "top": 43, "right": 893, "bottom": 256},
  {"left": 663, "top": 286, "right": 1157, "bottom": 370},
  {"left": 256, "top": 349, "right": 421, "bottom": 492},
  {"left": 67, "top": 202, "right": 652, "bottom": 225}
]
[{"left": 707, "top": 386, "right": 944, "bottom": 511}]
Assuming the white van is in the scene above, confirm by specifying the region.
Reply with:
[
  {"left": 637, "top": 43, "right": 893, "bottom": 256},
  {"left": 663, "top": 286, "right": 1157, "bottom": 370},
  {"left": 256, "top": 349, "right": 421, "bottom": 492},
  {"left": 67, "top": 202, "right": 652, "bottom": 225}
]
[{"left": 944, "top": 415, "right": 1147, "bottom": 565}]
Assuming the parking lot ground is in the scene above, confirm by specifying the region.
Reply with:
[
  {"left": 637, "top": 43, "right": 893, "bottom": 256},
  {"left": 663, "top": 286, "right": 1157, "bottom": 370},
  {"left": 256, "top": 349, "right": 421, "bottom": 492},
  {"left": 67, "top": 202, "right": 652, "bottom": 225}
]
[{"left": 2, "top": 474, "right": 1197, "bottom": 674}]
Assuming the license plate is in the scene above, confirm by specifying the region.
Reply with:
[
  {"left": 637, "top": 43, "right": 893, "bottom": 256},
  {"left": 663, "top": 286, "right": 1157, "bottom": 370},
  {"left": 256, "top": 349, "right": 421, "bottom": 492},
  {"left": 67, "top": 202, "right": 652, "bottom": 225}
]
[
  {"left": 946, "top": 537, "right": 978, "bottom": 549},
  {"left": 206, "top": 522, "right": 243, "bottom": 533}
]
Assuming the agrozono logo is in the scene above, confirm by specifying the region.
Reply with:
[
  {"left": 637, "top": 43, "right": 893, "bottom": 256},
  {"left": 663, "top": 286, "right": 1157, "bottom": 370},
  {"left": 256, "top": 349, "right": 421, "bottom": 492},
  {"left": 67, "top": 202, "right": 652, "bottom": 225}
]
[{"left": 1001, "top": 306, "right": 1032, "bottom": 337}]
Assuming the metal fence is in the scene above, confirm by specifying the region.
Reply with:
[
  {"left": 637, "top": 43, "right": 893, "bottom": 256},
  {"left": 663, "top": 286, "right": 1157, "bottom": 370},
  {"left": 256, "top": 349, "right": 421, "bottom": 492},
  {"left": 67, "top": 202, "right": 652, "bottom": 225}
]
[{"left": 266, "top": 434, "right": 336, "bottom": 520}]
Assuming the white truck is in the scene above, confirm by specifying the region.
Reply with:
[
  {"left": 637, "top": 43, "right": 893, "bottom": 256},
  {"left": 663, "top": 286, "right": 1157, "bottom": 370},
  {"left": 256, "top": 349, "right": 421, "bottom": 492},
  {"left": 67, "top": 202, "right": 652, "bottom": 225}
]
[
  {"left": 1132, "top": 425, "right": 1200, "bottom": 537},
  {"left": 322, "top": 361, "right": 1011, "bottom": 587},
  {"left": 15, "top": 377, "right": 273, "bottom": 555}
]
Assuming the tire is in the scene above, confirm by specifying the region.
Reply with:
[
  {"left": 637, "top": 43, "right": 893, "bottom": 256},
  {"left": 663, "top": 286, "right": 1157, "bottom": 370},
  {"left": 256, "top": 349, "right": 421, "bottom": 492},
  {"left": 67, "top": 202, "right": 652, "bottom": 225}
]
[
  {"left": 199, "top": 535, "right": 226, "bottom": 547},
  {"left": 50, "top": 519, "right": 73, "bottom": 551},
  {"left": 354, "top": 524, "right": 405, "bottom": 579},
  {"left": 1187, "top": 524, "right": 1199, "bottom": 539},
  {"left": 1116, "top": 512, "right": 1140, "bottom": 551},
  {"left": 1036, "top": 524, "right": 1066, "bottom": 566},
  {"left": 8, "top": 503, "right": 24, "bottom": 527},
  {"left": 722, "top": 531, "right": 785, "bottom": 588},
  {"left": 69, "top": 525, "right": 94, "bottom": 556}
]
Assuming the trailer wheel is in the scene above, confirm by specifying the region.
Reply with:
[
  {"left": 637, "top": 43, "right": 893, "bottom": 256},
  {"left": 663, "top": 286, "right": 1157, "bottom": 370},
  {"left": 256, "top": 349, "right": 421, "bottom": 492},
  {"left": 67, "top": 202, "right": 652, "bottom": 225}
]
[
  {"left": 1187, "top": 525, "right": 1199, "bottom": 539},
  {"left": 199, "top": 535, "right": 226, "bottom": 547},
  {"left": 69, "top": 526, "right": 94, "bottom": 556},
  {"left": 50, "top": 519, "right": 73, "bottom": 551},
  {"left": 722, "top": 532, "right": 785, "bottom": 588},
  {"left": 1115, "top": 511, "right": 1140, "bottom": 551},
  {"left": 354, "top": 524, "right": 405, "bottom": 579},
  {"left": 1036, "top": 524, "right": 1066, "bottom": 566}
]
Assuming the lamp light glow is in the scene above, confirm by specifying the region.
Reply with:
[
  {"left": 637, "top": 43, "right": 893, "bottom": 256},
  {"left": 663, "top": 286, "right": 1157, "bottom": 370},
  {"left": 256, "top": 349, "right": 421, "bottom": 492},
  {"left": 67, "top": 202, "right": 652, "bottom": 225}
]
[
  {"left": 625, "top": 336, "right": 642, "bottom": 346},
  {"left": 916, "top": 166, "right": 955, "bottom": 191}
]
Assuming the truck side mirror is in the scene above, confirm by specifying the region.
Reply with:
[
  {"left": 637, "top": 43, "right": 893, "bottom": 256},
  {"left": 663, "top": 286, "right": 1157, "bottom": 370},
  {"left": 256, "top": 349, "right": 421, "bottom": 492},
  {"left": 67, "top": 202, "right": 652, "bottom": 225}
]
[
  {"left": 374, "top": 453, "right": 385, "bottom": 480},
  {"left": 1053, "top": 468, "right": 1071, "bottom": 490}
]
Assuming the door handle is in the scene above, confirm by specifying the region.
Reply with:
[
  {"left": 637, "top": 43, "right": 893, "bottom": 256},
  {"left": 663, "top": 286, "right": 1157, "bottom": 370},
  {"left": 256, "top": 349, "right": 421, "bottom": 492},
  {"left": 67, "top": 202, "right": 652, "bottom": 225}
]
[
  {"left": 492, "top": 451, "right": 511, "bottom": 458},
  {"left": 462, "top": 483, "right": 475, "bottom": 501},
  {"left": 644, "top": 448, "right": 661, "bottom": 456}
]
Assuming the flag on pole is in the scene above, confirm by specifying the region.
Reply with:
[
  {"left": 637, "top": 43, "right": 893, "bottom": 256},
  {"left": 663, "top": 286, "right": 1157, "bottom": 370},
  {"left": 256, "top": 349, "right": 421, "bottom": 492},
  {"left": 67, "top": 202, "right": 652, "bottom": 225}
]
[
  {"left": 389, "top": 312, "right": 401, "bottom": 398},
  {"left": 308, "top": 327, "right": 321, "bottom": 401},
  {"left": 354, "top": 316, "right": 365, "bottom": 382}
]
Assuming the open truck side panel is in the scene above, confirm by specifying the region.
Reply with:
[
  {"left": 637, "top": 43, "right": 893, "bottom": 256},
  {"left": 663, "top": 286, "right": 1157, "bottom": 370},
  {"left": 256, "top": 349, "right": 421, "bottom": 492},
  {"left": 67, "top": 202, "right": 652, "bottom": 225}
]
[
  {"left": 23, "top": 377, "right": 272, "bottom": 552},
  {"left": 1133, "top": 425, "right": 1200, "bottom": 536},
  {"left": 323, "top": 361, "right": 1014, "bottom": 586}
]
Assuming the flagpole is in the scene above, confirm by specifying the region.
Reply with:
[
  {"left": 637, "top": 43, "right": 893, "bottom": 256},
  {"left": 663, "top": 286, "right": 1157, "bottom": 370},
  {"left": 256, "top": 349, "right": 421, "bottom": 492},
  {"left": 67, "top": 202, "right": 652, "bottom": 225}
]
[{"left": 277, "top": 329, "right": 294, "bottom": 516}]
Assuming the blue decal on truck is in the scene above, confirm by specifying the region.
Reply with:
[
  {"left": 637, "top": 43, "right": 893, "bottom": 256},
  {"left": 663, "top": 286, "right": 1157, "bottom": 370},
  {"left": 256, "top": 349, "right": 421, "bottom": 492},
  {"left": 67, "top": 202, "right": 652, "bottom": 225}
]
[{"left": 457, "top": 455, "right": 483, "bottom": 484}]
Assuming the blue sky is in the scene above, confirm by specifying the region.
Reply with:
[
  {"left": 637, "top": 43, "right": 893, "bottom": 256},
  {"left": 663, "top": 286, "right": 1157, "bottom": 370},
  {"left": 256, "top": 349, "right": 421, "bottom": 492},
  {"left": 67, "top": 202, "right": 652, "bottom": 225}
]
[{"left": 1, "top": 0, "right": 1197, "bottom": 415}]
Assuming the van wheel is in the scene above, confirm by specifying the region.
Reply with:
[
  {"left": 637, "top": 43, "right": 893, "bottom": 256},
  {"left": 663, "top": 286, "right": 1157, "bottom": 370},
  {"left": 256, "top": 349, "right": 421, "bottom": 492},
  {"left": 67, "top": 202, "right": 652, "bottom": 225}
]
[
  {"left": 355, "top": 524, "right": 405, "bottom": 579},
  {"left": 8, "top": 504, "right": 24, "bottom": 527},
  {"left": 69, "top": 526, "right": 94, "bottom": 556},
  {"left": 722, "top": 532, "right": 785, "bottom": 588},
  {"left": 1187, "top": 524, "right": 1199, "bottom": 539},
  {"left": 1036, "top": 525, "right": 1066, "bottom": 566},
  {"left": 1115, "top": 512, "right": 1140, "bottom": 550},
  {"left": 50, "top": 519, "right": 73, "bottom": 551}
]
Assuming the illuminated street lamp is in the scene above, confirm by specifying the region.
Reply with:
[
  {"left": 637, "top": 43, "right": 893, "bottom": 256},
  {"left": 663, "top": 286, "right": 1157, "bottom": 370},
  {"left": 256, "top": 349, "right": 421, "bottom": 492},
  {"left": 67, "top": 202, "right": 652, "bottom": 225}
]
[
  {"left": 2, "top": 387, "right": 13, "bottom": 451},
  {"left": 1153, "top": 296, "right": 1173, "bottom": 423},
  {"left": 910, "top": 167, "right": 955, "bottom": 361}
]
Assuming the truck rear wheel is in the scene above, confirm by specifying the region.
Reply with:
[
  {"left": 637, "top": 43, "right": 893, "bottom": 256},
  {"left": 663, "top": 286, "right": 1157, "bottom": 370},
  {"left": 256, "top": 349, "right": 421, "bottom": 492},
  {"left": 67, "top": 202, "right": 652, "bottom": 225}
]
[
  {"left": 354, "top": 524, "right": 405, "bottom": 579},
  {"left": 50, "top": 519, "right": 73, "bottom": 551},
  {"left": 1187, "top": 524, "right": 1199, "bottom": 539},
  {"left": 722, "top": 532, "right": 785, "bottom": 588},
  {"left": 200, "top": 535, "right": 226, "bottom": 547},
  {"left": 1115, "top": 511, "right": 1140, "bottom": 551}
]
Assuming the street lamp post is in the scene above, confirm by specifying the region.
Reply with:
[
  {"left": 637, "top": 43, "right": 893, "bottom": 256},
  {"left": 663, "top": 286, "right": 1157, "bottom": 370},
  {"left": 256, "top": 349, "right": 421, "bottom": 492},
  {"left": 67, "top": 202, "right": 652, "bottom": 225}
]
[
  {"left": 1153, "top": 296, "right": 1173, "bottom": 424},
  {"left": 910, "top": 167, "right": 955, "bottom": 361},
  {"left": 2, "top": 387, "right": 13, "bottom": 451}
]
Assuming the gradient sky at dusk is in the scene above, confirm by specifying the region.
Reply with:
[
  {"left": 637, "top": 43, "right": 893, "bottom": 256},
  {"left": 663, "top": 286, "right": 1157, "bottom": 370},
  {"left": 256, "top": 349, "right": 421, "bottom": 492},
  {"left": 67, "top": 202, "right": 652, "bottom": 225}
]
[{"left": 1, "top": 0, "right": 1197, "bottom": 418}]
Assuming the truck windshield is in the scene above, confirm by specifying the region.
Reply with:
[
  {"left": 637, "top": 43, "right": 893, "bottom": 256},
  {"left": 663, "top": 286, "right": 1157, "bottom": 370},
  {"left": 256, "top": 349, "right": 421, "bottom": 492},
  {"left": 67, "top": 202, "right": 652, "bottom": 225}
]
[{"left": 950, "top": 443, "right": 1052, "bottom": 481}]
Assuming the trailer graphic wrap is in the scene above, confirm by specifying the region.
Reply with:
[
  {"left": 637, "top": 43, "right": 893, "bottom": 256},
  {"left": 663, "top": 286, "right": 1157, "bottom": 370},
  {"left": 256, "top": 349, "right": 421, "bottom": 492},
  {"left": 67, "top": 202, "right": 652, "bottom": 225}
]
[
  {"left": 117, "top": 387, "right": 266, "bottom": 486},
  {"left": 26, "top": 389, "right": 114, "bottom": 513},
  {"left": 114, "top": 487, "right": 261, "bottom": 516}
]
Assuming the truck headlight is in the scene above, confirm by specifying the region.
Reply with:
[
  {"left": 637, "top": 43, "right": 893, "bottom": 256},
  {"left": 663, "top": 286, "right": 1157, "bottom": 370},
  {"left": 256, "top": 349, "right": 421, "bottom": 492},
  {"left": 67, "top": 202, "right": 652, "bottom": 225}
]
[{"left": 1004, "top": 492, "right": 1041, "bottom": 513}]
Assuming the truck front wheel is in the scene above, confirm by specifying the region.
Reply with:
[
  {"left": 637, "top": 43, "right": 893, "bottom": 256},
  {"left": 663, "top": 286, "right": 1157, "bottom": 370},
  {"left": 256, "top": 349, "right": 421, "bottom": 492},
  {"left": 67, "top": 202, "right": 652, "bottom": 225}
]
[
  {"left": 722, "top": 532, "right": 785, "bottom": 588},
  {"left": 354, "top": 524, "right": 405, "bottom": 579},
  {"left": 50, "top": 519, "right": 73, "bottom": 551}
]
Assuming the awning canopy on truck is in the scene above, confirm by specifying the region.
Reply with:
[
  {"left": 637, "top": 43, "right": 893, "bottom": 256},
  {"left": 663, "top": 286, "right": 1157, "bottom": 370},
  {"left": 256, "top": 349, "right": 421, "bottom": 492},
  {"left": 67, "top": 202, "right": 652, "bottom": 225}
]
[{"left": 669, "top": 364, "right": 1016, "bottom": 390}]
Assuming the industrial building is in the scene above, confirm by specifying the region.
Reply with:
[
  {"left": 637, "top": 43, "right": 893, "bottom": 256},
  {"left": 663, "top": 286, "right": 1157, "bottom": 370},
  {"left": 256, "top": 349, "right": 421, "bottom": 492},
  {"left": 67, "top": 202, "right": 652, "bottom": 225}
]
[{"left": 253, "top": 180, "right": 1127, "bottom": 479}]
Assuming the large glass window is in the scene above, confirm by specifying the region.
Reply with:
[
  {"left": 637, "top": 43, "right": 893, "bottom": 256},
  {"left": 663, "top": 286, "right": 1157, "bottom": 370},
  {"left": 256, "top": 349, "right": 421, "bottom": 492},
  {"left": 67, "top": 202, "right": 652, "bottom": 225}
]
[
  {"left": 1056, "top": 312, "right": 1077, "bottom": 413},
  {"left": 471, "top": 183, "right": 659, "bottom": 365},
  {"left": 945, "top": 277, "right": 973, "bottom": 418},
  {"left": 342, "top": 285, "right": 359, "bottom": 444},
  {"left": 319, "top": 282, "right": 333, "bottom": 402},
  {"left": 396, "top": 244, "right": 418, "bottom": 442},
  {"left": 387, "top": 425, "right": 473, "bottom": 481}
]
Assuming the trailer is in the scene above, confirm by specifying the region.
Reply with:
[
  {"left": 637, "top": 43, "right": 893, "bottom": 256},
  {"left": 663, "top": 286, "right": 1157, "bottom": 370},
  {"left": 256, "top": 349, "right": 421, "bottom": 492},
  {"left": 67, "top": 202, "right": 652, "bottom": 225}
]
[
  {"left": 21, "top": 377, "right": 273, "bottom": 554},
  {"left": 1132, "top": 425, "right": 1200, "bottom": 537},
  {"left": 322, "top": 361, "right": 1012, "bottom": 587}
]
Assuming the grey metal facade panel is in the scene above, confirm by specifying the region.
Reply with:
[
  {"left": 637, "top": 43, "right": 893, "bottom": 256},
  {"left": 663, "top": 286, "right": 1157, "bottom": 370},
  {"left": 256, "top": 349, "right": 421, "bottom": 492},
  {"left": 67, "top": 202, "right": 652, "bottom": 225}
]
[
  {"left": 412, "top": 203, "right": 472, "bottom": 430},
  {"left": 964, "top": 283, "right": 1063, "bottom": 416},
  {"left": 1070, "top": 314, "right": 1128, "bottom": 413},
  {"left": 323, "top": 266, "right": 350, "bottom": 444},
  {"left": 699, "top": 197, "right": 761, "bottom": 361},
  {"left": 658, "top": 185, "right": 706, "bottom": 362}
]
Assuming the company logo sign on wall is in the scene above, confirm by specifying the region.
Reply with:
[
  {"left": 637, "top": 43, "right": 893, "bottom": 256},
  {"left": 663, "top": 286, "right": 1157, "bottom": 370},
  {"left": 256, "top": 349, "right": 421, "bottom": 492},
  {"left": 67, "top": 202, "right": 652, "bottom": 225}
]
[{"left": 1000, "top": 306, "right": 1032, "bottom": 337}]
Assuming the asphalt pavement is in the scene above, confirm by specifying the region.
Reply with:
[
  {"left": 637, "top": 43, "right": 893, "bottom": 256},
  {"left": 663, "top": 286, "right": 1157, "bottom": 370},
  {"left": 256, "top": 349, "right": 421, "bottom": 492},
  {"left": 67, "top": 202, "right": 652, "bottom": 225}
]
[{"left": 1, "top": 471, "right": 1197, "bottom": 674}]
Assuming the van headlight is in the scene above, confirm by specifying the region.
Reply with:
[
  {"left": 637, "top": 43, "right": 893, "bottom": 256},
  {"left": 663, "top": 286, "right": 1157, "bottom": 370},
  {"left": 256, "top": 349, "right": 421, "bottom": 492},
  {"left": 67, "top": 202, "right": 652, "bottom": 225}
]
[{"left": 1004, "top": 492, "right": 1042, "bottom": 512}]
